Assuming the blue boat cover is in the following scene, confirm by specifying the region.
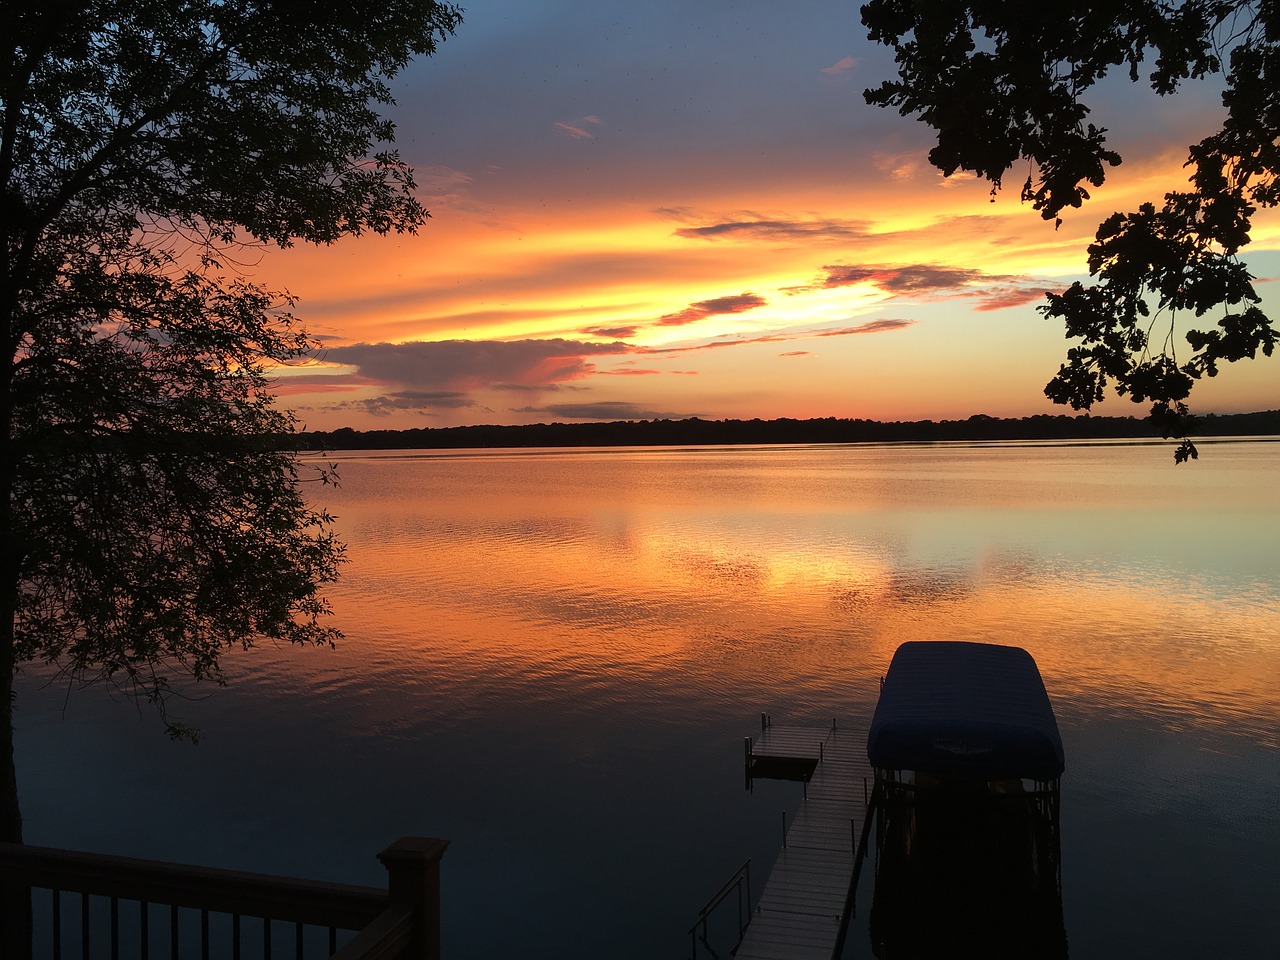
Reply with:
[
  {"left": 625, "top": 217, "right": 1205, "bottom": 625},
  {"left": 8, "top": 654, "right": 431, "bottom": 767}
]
[{"left": 867, "top": 641, "right": 1065, "bottom": 780}]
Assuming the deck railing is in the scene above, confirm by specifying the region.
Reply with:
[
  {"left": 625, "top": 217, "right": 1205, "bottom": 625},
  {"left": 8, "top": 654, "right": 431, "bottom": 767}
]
[{"left": 0, "top": 836, "right": 448, "bottom": 960}]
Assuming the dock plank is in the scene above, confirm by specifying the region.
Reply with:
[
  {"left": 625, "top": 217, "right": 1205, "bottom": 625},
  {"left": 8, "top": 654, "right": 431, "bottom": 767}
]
[{"left": 735, "top": 720, "right": 871, "bottom": 960}]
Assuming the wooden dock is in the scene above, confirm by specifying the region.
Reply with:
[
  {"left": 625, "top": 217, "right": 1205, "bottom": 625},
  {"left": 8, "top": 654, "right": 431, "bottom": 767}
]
[{"left": 735, "top": 717, "right": 871, "bottom": 960}]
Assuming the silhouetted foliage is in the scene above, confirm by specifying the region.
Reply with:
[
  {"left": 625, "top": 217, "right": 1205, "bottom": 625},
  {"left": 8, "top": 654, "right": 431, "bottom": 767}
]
[
  {"left": 861, "top": 1, "right": 1279, "bottom": 462},
  {"left": 0, "top": 0, "right": 461, "bottom": 853}
]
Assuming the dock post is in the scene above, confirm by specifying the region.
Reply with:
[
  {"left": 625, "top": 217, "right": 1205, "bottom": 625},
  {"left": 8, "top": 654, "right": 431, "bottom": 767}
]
[
  {"left": 377, "top": 837, "right": 450, "bottom": 960},
  {"left": 744, "top": 737, "right": 753, "bottom": 792},
  {"left": 781, "top": 811, "right": 787, "bottom": 849},
  {"left": 761, "top": 713, "right": 769, "bottom": 731}
]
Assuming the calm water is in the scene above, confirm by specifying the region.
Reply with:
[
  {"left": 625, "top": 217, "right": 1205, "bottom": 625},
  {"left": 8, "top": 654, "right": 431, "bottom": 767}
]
[{"left": 16, "top": 440, "right": 1280, "bottom": 957}]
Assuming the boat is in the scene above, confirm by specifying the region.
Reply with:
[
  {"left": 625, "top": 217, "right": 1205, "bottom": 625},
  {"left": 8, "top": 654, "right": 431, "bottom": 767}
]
[{"left": 859, "top": 640, "right": 1068, "bottom": 958}]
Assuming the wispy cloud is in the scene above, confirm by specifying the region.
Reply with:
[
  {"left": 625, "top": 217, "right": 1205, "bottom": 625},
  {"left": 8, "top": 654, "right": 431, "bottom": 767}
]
[
  {"left": 821, "top": 263, "right": 985, "bottom": 292},
  {"left": 582, "top": 324, "right": 641, "bottom": 339},
  {"left": 517, "top": 401, "right": 701, "bottom": 421},
  {"left": 554, "top": 115, "right": 603, "bottom": 139},
  {"left": 328, "top": 390, "right": 479, "bottom": 417},
  {"left": 817, "top": 263, "right": 1049, "bottom": 311},
  {"left": 271, "top": 373, "right": 379, "bottom": 396},
  {"left": 600, "top": 366, "right": 662, "bottom": 376},
  {"left": 416, "top": 164, "right": 476, "bottom": 209},
  {"left": 820, "top": 55, "right": 856, "bottom": 75},
  {"left": 657, "top": 292, "right": 767, "bottom": 327},
  {"left": 972, "top": 286, "right": 1051, "bottom": 311},
  {"left": 813, "top": 319, "right": 916, "bottom": 335},
  {"left": 643, "top": 318, "right": 914, "bottom": 354},
  {"left": 872, "top": 151, "right": 926, "bottom": 181},
  {"left": 674, "top": 217, "right": 875, "bottom": 243}
]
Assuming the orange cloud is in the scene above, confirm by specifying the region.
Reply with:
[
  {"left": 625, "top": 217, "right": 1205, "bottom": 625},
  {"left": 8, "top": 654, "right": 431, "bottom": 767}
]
[
  {"left": 656, "top": 292, "right": 767, "bottom": 327},
  {"left": 972, "top": 286, "right": 1052, "bottom": 311},
  {"left": 582, "top": 324, "right": 641, "bottom": 338}
]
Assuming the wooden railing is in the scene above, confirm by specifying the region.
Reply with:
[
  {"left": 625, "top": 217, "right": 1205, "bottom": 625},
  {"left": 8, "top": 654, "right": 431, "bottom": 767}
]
[{"left": 0, "top": 835, "right": 448, "bottom": 960}]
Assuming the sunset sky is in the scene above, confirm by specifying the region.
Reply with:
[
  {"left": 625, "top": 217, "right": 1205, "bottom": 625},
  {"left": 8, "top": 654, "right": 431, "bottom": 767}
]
[{"left": 256, "top": 0, "right": 1279, "bottom": 431}]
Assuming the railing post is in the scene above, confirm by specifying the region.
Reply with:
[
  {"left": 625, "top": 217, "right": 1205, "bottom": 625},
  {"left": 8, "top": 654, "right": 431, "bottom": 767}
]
[
  {"left": 377, "top": 837, "right": 450, "bottom": 960},
  {"left": 0, "top": 879, "right": 32, "bottom": 960}
]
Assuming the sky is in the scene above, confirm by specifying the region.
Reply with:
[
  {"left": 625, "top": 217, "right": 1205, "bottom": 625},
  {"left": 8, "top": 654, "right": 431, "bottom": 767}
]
[{"left": 254, "top": 0, "right": 1280, "bottom": 431}]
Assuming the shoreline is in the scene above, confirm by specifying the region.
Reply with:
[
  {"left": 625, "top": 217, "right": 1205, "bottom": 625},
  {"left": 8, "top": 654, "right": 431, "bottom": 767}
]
[{"left": 295, "top": 409, "right": 1280, "bottom": 452}]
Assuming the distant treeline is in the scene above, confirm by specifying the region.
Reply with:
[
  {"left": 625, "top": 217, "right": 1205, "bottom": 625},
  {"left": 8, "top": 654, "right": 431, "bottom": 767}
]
[{"left": 295, "top": 410, "right": 1280, "bottom": 451}]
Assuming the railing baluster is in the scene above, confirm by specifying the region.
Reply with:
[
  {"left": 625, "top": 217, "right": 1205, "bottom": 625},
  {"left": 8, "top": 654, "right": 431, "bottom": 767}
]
[
  {"left": 140, "top": 900, "right": 149, "bottom": 960},
  {"left": 52, "top": 888, "right": 62, "bottom": 960},
  {"left": 295, "top": 921, "right": 304, "bottom": 960},
  {"left": 263, "top": 916, "right": 271, "bottom": 959},
  {"left": 81, "top": 892, "right": 89, "bottom": 960},
  {"left": 201, "top": 908, "right": 210, "bottom": 960},
  {"left": 110, "top": 896, "right": 119, "bottom": 960},
  {"left": 171, "top": 903, "right": 179, "bottom": 958},
  {"left": 736, "top": 872, "right": 744, "bottom": 936},
  {"left": 232, "top": 912, "right": 241, "bottom": 960},
  {"left": 328, "top": 926, "right": 337, "bottom": 955}
]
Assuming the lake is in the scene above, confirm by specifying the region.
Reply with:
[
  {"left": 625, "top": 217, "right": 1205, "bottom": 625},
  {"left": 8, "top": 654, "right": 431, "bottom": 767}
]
[{"left": 15, "top": 439, "right": 1280, "bottom": 957}]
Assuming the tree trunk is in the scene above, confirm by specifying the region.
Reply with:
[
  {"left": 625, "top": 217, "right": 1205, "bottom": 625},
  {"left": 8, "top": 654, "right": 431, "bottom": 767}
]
[
  {"left": 0, "top": 637, "right": 31, "bottom": 959},
  {"left": 0, "top": 364, "right": 31, "bottom": 953},
  {"left": 0, "top": 661, "right": 21, "bottom": 845},
  {"left": 0, "top": 608, "right": 22, "bottom": 844}
]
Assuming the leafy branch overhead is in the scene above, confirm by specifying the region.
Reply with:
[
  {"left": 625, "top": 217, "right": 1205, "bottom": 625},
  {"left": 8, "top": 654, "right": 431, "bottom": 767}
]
[
  {"left": 1, "top": 0, "right": 461, "bottom": 848},
  {"left": 861, "top": 0, "right": 1279, "bottom": 461}
]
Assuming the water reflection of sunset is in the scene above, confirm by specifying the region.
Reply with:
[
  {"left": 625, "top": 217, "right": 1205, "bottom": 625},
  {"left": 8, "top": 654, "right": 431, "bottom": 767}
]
[{"left": 316, "top": 444, "right": 1280, "bottom": 750}]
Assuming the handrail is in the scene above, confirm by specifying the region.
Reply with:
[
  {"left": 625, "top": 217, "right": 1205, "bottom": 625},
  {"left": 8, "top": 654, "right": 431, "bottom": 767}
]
[
  {"left": 329, "top": 903, "right": 415, "bottom": 960},
  {"left": 0, "top": 836, "right": 449, "bottom": 960},
  {"left": 687, "top": 859, "right": 751, "bottom": 960},
  {"left": 0, "top": 842, "right": 387, "bottom": 930},
  {"left": 692, "top": 858, "right": 752, "bottom": 924}
]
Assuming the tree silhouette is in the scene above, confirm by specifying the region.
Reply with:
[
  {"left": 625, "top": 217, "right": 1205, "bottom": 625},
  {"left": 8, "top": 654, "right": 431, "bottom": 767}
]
[
  {"left": 0, "top": 0, "right": 461, "bottom": 870},
  {"left": 862, "top": 0, "right": 1278, "bottom": 461}
]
